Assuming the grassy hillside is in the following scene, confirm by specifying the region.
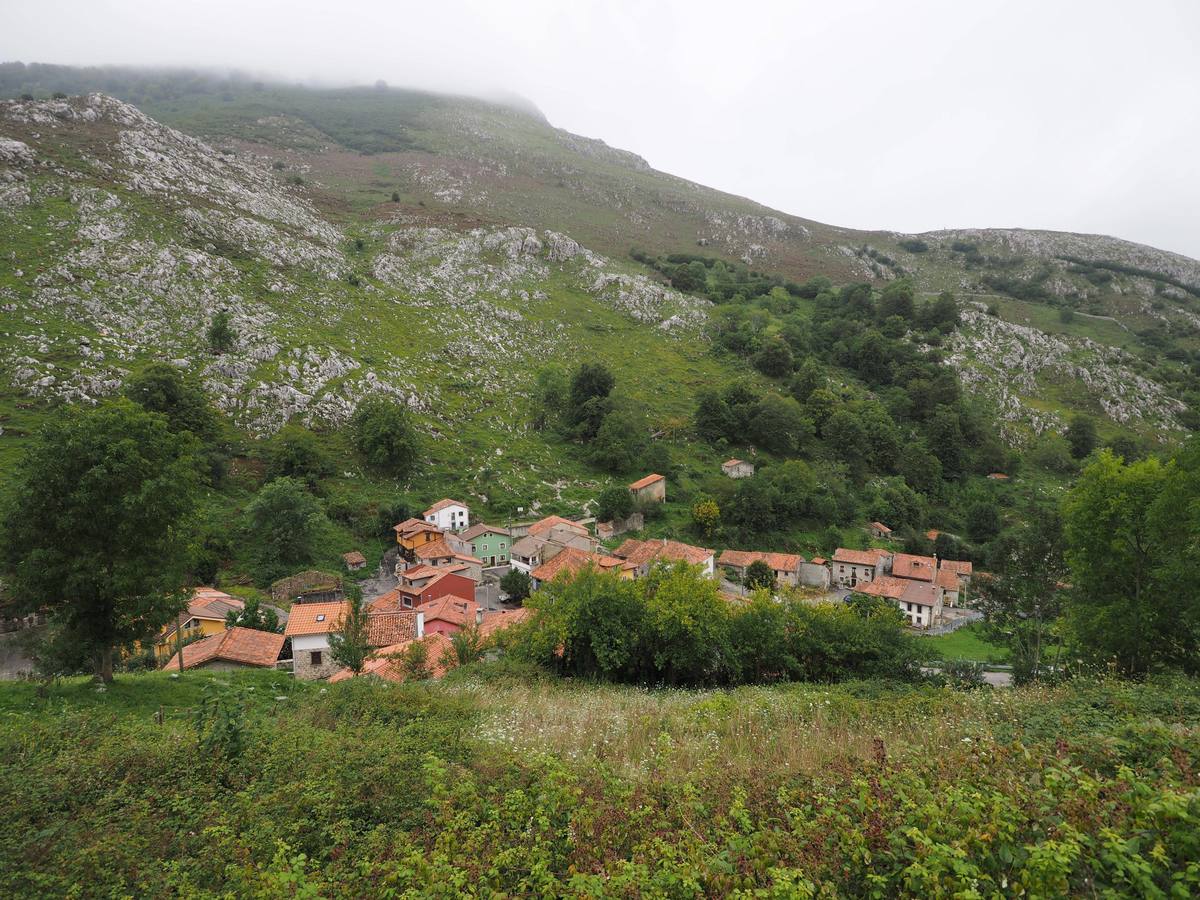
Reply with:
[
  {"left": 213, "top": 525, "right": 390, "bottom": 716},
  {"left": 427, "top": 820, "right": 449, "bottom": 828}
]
[
  {"left": 4, "top": 64, "right": 1197, "bottom": 445},
  {"left": 0, "top": 667, "right": 1197, "bottom": 896}
]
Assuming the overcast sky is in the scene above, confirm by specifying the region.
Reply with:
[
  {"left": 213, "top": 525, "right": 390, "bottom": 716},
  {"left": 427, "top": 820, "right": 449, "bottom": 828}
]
[{"left": 4, "top": 0, "right": 1199, "bottom": 258}]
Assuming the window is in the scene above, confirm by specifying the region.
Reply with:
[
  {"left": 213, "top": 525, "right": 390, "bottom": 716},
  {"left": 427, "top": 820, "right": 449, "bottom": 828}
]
[
  {"left": 499, "top": 542, "right": 506, "bottom": 549},
  {"left": 316, "top": 614, "right": 326, "bottom": 622},
  {"left": 403, "top": 597, "right": 412, "bottom": 609},
  {"left": 310, "top": 650, "right": 322, "bottom": 666}
]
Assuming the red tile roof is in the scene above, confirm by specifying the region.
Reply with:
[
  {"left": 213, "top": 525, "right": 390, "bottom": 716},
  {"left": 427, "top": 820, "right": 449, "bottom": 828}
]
[
  {"left": 810, "top": 557, "right": 827, "bottom": 566},
  {"left": 718, "top": 549, "right": 803, "bottom": 571},
  {"left": 342, "top": 551, "right": 366, "bottom": 566},
  {"left": 414, "top": 540, "right": 456, "bottom": 561},
  {"left": 364, "top": 610, "right": 420, "bottom": 646},
  {"left": 528, "top": 515, "right": 587, "bottom": 537},
  {"left": 869, "top": 521, "right": 893, "bottom": 534},
  {"left": 161, "top": 626, "right": 284, "bottom": 670},
  {"left": 477, "top": 606, "right": 532, "bottom": 637},
  {"left": 424, "top": 498, "right": 468, "bottom": 515},
  {"left": 420, "top": 594, "right": 477, "bottom": 628},
  {"left": 616, "top": 538, "right": 713, "bottom": 568},
  {"left": 722, "top": 458, "right": 746, "bottom": 468},
  {"left": 832, "top": 548, "right": 890, "bottom": 567},
  {"left": 628, "top": 473, "right": 665, "bottom": 491},
  {"left": 892, "top": 553, "right": 937, "bottom": 582},
  {"left": 283, "top": 601, "right": 349, "bottom": 636},
  {"left": 854, "top": 576, "right": 911, "bottom": 600},
  {"left": 935, "top": 568, "right": 960, "bottom": 590},
  {"left": 393, "top": 517, "right": 443, "bottom": 536},
  {"left": 940, "top": 559, "right": 974, "bottom": 578}
]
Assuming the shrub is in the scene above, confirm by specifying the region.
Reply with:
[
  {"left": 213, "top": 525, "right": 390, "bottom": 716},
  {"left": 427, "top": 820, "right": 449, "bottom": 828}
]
[{"left": 350, "top": 399, "right": 420, "bottom": 478}]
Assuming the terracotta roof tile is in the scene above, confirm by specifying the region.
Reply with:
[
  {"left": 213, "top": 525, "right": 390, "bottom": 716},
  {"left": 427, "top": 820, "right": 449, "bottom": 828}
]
[
  {"left": 628, "top": 473, "right": 665, "bottom": 491},
  {"left": 459, "top": 523, "right": 510, "bottom": 541},
  {"left": 892, "top": 553, "right": 937, "bottom": 582},
  {"left": 283, "top": 601, "right": 349, "bottom": 636},
  {"left": 424, "top": 498, "right": 468, "bottom": 515},
  {"left": 832, "top": 547, "right": 890, "bottom": 567},
  {"left": 342, "top": 551, "right": 366, "bottom": 565},
  {"left": 853, "top": 576, "right": 911, "bottom": 600},
  {"left": 718, "top": 549, "right": 803, "bottom": 571},
  {"left": 414, "top": 539, "right": 456, "bottom": 560},
  {"left": 364, "top": 610, "right": 419, "bottom": 646},
  {"left": 528, "top": 515, "right": 587, "bottom": 537},
  {"left": 616, "top": 538, "right": 713, "bottom": 567},
  {"left": 161, "top": 626, "right": 284, "bottom": 670},
  {"left": 940, "top": 559, "right": 973, "bottom": 577},
  {"left": 420, "top": 594, "right": 477, "bottom": 627}
]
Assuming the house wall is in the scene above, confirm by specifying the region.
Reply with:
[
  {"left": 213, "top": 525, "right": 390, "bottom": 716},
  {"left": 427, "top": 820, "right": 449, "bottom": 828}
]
[
  {"left": 833, "top": 562, "right": 877, "bottom": 588},
  {"left": 631, "top": 480, "right": 666, "bottom": 504},
  {"left": 724, "top": 463, "right": 754, "bottom": 478},
  {"left": 426, "top": 505, "right": 469, "bottom": 532},
  {"left": 417, "top": 573, "right": 477, "bottom": 606},
  {"left": 155, "top": 617, "right": 225, "bottom": 661},
  {"left": 291, "top": 634, "right": 339, "bottom": 680},
  {"left": 471, "top": 533, "right": 510, "bottom": 565},
  {"left": 424, "top": 619, "right": 462, "bottom": 637},
  {"left": 799, "top": 562, "right": 830, "bottom": 589}
]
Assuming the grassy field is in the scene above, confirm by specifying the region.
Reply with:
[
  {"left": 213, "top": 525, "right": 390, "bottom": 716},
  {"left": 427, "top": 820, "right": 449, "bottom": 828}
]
[
  {"left": 0, "top": 667, "right": 1197, "bottom": 896},
  {"left": 919, "top": 622, "right": 1011, "bottom": 664}
]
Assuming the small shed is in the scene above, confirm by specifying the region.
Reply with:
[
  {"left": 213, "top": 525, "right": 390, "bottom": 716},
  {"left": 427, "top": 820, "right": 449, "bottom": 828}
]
[
  {"left": 628, "top": 473, "right": 666, "bottom": 504},
  {"left": 869, "top": 522, "right": 893, "bottom": 540},
  {"left": 721, "top": 458, "right": 755, "bottom": 479},
  {"left": 342, "top": 551, "right": 367, "bottom": 572}
]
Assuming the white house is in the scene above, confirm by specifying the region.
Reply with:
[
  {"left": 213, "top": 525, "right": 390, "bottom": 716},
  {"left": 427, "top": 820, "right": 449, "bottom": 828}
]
[
  {"left": 831, "top": 548, "right": 892, "bottom": 588},
  {"left": 424, "top": 498, "right": 470, "bottom": 532}
]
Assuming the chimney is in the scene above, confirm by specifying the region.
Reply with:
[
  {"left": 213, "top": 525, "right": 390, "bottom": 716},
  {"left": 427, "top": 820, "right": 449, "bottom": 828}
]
[
  {"left": 475, "top": 607, "right": 484, "bottom": 626},
  {"left": 416, "top": 611, "right": 425, "bottom": 639}
]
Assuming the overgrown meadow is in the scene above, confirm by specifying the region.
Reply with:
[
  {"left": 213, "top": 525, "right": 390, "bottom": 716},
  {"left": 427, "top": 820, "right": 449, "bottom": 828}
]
[{"left": 1, "top": 667, "right": 1197, "bottom": 897}]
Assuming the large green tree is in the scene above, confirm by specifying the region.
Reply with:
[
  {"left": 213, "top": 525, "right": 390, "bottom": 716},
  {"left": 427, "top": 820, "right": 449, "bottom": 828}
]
[
  {"left": 0, "top": 400, "right": 201, "bottom": 682},
  {"left": 1062, "top": 451, "right": 1170, "bottom": 675},
  {"left": 350, "top": 398, "right": 421, "bottom": 478},
  {"left": 328, "top": 585, "right": 371, "bottom": 675},
  {"left": 242, "top": 477, "right": 328, "bottom": 584},
  {"left": 123, "top": 361, "right": 220, "bottom": 444},
  {"left": 977, "top": 505, "right": 1068, "bottom": 683}
]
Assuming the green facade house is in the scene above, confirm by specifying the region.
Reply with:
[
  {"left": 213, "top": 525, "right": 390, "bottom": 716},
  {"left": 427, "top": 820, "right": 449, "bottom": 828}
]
[{"left": 459, "top": 524, "right": 512, "bottom": 567}]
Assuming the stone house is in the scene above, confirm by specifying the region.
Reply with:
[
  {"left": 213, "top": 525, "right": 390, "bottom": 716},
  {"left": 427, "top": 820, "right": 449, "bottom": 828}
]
[
  {"left": 613, "top": 538, "right": 715, "bottom": 579},
  {"left": 853, "top": 576, "right": 944, "bottom": 628},
  {"left": 721, "top": 459, "right": 755, "bottom": 479},
  {"left": 628, "top": 473, "right": 666, "bottom": 504},
  {"left": 831, "top": 548, "right": 892, "bottom": 588},
  {"left": 717, "top": 550, "right": 804, "bottom": 587},
  {"left": 529, "top": 547, "right": 636, "bottom": 590},
  {"left": 799, "top": 559, "right": 831, "bottom": 589},
  {"left": 342, "top": 551, "right": 367, "bottom": 572},
  {"left": 868, "top": 522, "right": 893, "bottom": 540}
]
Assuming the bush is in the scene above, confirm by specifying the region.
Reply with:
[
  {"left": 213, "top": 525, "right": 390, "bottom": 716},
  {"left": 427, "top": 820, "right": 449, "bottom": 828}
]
[
  {"left": 350, "top": 399, "right": 420, "bottom": 478},
  {"left": 595, "top": 485, "right": 634, "bottom": 522}
]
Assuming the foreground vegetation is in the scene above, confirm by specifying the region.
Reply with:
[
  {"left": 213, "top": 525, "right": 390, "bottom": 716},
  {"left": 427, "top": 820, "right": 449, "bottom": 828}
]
[{"left": 0, "top": 668, "right": 1197, "bottom": 896}]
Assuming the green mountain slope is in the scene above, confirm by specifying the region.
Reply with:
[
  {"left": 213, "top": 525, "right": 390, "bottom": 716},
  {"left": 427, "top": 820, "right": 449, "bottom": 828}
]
[{"left": 4, "top": 64, "right": 1196, "bottom": 445}]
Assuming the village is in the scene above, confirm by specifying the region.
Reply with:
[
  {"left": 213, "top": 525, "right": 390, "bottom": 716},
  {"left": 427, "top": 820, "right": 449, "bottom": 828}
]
[{"left": 150, "top": 462, "right": 977, "bottom": 682}]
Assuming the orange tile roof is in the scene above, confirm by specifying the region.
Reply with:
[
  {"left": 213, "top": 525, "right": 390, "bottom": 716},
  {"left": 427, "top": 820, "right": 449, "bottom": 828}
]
[
  {"left": 722, "top": 458, "right": 744, "bottom": 467},
  {"left": 810, "top": 557, "right": 827, "bottom": 565},
  {"left": 400, "top": 564, "right": 442, "bottom": 582},
  {"left": 424, "top": 498, "right": 468, "bottom": 515},
  {"left": 617, "top": 538, "right": 713, "bottom": 567},
  {"left": 531, "top": 547, "right": 594, "bottom": 582},
  {"left": 935, "top": 568, "right": 960, "bottom": 590},
  {"left": 342, "top": 551, "right": 366, "bottom": 565},
  {"left": 420, "top": 594, "right": 477, "bottom": 628},
  {"left": 329, "top": 633, "right": 456, "bottom": 684},
  {"left": 853, "top": 576, "right": 911, "bottom": 600},
  {"left": 892, "top": 553, "right": 937, "bottom": 582},
  {"left": 478, "top": 606, "right": 532, "bottom": 637},
  {"left": 364, "top": 610, "right": 420, "bottom": 646},
  {"left": 718, "top": 550, "right": 803, "bottom": 571},
  {"left": 414, "top": 539, "right": 456, "bottom": 560},
  {"left": 628, "top": 473, "right": 665, "bottom": 491},
  {"left": 528, "top": 515, "right": 587, "bottom": 537},
  {"left": 940, "top": 559, "right": 974, "bottom": 577},
  {"left": 393, "top": 517, "right": 443, "bottom": 536},
  {"left": 925, "top": 529, "right": 941, "bottom": 541},
  {"left": 459, "top": 523, "right": 510, "bottom": 541},
  {"left": 832, "top": 548, "right": 890, "bottom": 567},
  {"left": 283, "top": 601, "right": 349, "bottom": 636},
  {"left": 367, "top": 588, "right": 411, "bottom": 613},
  {"left": 161, "top": 626, "right": 284, "bottom": 670}
]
